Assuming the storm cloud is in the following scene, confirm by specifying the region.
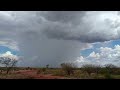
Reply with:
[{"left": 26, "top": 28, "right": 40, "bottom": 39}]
[
  {"left": 41, "top": 11, "right": 120, "bottom": 43},
  {"left": 0, "top": 11, "right": 120, "bottom": 67}
]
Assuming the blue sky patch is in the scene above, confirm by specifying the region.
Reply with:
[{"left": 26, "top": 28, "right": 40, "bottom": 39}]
[
  {"left": 0, "top": 46, "right": 19, "bottom": 55},
  {"left": 80, "top": 39, "right": 120, "bottom": 57}
]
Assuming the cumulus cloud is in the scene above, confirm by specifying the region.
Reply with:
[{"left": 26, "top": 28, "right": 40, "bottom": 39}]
[
  {"left": 75, "top": 45, "right": 120, "bottom": 67},
  {"left": 0, "top": 51, "right": 19, "bottom": 60}
]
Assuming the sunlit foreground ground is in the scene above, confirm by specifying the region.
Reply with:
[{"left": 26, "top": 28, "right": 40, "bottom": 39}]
[{"left": 0, "top": 67, "right": 120, "bottom": 79}]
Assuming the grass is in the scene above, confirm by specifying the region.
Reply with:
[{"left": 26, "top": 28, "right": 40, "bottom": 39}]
[
  {"left": 0, "top": 66, "right": 120, "bottom": 79},
  {"left": 0, "top": 73, "right": 34, "bottom": 79},
  {"left": 111, "top": 75, "right": 120, "bottom": 79},
  {"left": 37, "top": 68, "right": 65, "bottom": 76}
]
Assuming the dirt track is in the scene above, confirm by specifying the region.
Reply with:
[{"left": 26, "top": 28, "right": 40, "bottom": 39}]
[{"left": 15, "top": 70, "right": 65, "bottom": 79}]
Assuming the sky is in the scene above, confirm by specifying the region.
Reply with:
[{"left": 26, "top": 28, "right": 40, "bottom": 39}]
[{"left": 1, "top": 11, "right": 120, "bottom": 67}]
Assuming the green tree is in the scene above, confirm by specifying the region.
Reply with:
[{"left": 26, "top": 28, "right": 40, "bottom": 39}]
[
  {"left": 61, "top": 63, "right": 76, "bottom": 75},
  {"left": 0, "top": 57, "right": 18, "bottom": 74}
]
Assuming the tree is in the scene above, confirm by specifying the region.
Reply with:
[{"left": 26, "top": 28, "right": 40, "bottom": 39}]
[
  {"left": 93, "top": 65, "right": 101, "bottom": 75},
  {"left": 105, "top": 64, "right": 117, "bottom": 68},
  {"left": 81, "top": 64, "right": 100, "bottom": 75},
  {"left": 46, "top": 64, "right": 49, "bottom": 69},
  {"left": 61, "top": 63, "right": 76, "bottom": 75},
  {"left": 104, "top": 64, "right": 117, "bottom": 74},
  {"left": 0, "top": 57, "right": 18, "bottom": 74}
]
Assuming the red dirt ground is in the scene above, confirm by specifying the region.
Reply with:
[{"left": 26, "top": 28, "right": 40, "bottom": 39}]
[{"left": 15, "top": 70, "right": 65, "bottom": 79}]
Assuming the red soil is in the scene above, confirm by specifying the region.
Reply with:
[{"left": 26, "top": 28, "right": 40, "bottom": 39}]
[{"left": 15, "top": 70, "right": 65, "bottom": 79}]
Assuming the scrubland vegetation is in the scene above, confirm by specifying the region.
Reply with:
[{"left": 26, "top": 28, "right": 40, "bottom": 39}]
[{"left": 0, "top": 62, "right": 120, "bottom": 79}]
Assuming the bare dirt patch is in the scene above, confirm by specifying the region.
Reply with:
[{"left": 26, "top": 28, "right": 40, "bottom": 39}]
[{"left": 15, "top": 70, "right": 65, "bottom": 79}]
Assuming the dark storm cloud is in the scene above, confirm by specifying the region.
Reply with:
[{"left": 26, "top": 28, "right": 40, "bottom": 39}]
[
  {"left": 17, "top": 29, "right": 92, "bottom": 67},
  {"left": 39, "top": 11, "right": 86, "bottom": 24},
  {"left": 40, "top": 11, "right": 120, "bottom": 43}
]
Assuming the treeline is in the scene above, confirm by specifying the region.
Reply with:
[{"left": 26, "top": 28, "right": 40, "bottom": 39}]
[{"left": 60, "top": 63, "right": 120, "bottom": 79}]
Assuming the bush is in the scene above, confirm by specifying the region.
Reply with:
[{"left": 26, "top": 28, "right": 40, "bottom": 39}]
[
  {"left": 81, "top": 64, "right": 101, "bottom": 76},
  {"left": 46, "top": 64, "right": 49, "bottom": 69},
  {"left": 36, "top": 68, "right": 47, "bottom": 74},
  {"left": 37, "top": 69, "right": 42, "bottom": 74},
  {"left": 104, "top": 73, "right": 112, "bottom": 79},
  {"left": 52, "top": 69, "right": 65, "bottom": 76},
  {"left": 61, "top": 63, "right": 77, "bottom": 76},
  {"left": 104, "top": 64, "right": 117, "bottom": 74},
  {"left": 42, "top": 68, "right": 46, "bottom": 72},
  {"left": 26, "top": 67, "right": 30, "bottom": 70}
]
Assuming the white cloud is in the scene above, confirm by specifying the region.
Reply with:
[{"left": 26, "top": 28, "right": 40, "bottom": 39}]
[
  {"left": 0, "top": 39, "right": 19, "bottom": 51},
  {"left": 89, "top": 52, "right": 100, "bottom": 59},
  {"left": 76, "top": 45, "right": 120, "bottom": 67},
  {"left": 0, "top": 51, "right": 19, "bottom": 60}
]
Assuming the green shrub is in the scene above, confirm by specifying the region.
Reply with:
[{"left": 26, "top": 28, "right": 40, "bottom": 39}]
[
  {"left": 42, "top": 68, "right": 46, "bottom": 72},
  {"left": 81, "top": 64, "right": 101, "bottom": 76},
  {"left": 104, "top": 64, "right": 117, "bottom": 74},
  {"left": 61, "top": 63, "right": 77, "bottom": 76},
  {"left": 37, "top": 69, "right": 42, "bottom": 74},
  {"left": 104, "top": 73, "right": 112, "bottom": 79},
  {"left": 52, "top": 69, "right": 65, "bottom": 76}
]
